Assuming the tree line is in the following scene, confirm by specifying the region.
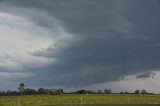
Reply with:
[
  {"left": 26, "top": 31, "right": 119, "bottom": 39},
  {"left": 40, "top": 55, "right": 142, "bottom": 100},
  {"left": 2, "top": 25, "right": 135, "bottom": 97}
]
[
  {"left": 73, "top": 89, "right": 153, "bottom": 94},
  {"left": 0, "top": 88, "right": 64, "bottom": 96},
  {"left": 0, "top": 83, "right": 154, "bottom": 96}
]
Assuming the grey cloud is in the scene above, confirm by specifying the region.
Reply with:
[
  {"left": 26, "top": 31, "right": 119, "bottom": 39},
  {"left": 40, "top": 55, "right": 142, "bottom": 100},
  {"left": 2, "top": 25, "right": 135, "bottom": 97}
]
[
  {"left": 136, "top": 72, "right": 156, "bottom": 79},
  {"left": 29, "top": 0, "right": 160, "bottom": 86},
  {"left": 0, "top": 54, "right": 11, "bottom": 63},
  {"left": 1, "top": 0, "right": 160, "bottom": 87},
  {"left": 0, "top": 72, "right": 33, "bottom": 79}
]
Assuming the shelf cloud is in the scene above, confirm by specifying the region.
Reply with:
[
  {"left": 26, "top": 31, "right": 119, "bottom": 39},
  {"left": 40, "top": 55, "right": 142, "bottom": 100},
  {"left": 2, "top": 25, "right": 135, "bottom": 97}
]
[{"left": 0, "top": 0, "right": 160, "bottom": 92}]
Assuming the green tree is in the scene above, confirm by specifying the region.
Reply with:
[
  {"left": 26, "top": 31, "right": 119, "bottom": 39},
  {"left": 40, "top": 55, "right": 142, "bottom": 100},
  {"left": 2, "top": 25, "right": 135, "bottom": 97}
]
[
  {"left": 50, "top": 89, "right": 64, "bottom": 95},
  {"left": 141, "top": 89, "right": 147, "bottom": 94},
  {"left": 98, "top": 90, "right": 103, "bottom": 94},
  {"left": 18, "top": 83, "right": 25, "bottom": 95},
  {"left": 104, "top": 89, "right": 112, "bottom": 94},
  {"left": 134, "top": 90, "right": 141, "bottom": 94}
]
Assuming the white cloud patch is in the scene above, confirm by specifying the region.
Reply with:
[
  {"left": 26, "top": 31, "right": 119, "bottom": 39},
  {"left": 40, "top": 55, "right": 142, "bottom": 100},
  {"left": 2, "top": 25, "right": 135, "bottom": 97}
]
[
  {"left": 0, "top": 6, "right": 73, "bottom": 70},
  {"left": 85, "top": 71, "right": 160, "bottom": 93},
  {"left": 0, "top": 5, "right": 74, "bottom": 91}
]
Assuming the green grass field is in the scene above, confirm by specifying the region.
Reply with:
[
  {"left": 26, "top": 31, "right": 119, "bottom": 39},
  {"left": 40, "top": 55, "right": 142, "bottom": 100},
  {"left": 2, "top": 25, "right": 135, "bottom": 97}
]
[{"left": 0, "top": 94, "right": 160, "bottom": 106}]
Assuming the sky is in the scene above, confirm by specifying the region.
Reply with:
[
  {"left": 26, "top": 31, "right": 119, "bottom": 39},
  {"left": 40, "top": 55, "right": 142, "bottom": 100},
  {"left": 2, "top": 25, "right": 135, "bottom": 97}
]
[{"left": 0, "top": 0, "right": 160, "bottom": 93}]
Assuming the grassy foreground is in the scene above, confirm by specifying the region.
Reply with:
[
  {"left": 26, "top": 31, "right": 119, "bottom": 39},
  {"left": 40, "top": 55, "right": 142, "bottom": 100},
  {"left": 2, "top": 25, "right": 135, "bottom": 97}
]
[{"left": 0, "top": 94, "right": 160, "bottom": 106}]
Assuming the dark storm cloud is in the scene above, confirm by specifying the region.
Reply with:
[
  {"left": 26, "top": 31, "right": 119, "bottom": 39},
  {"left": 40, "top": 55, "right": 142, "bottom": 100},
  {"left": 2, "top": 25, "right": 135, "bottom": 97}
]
[{"left": 1, "top": 0, "right": 160, "bottom": 86}]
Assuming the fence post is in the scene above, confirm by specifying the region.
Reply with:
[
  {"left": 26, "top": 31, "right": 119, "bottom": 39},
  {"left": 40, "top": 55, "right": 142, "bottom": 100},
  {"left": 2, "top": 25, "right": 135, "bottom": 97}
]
[
  {"left": 81, "top": 96, "right": 83, "bottom": 106},
  {"left": 18, "top": 98, "right": 20, "bottom": 106}
]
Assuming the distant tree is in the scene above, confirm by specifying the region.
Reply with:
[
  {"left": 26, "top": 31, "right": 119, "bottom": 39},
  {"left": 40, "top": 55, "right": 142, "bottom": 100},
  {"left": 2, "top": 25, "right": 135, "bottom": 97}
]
[
  {"left": 6, "top": 90, "right": 11, "bottom": 96},
  {"left": 58, "top": 89, "right": 64, "bottom": 94},
  {"left": 141, "top": 89, "right": 147, "bottom": 94},
  {"left": 87, "top": 90, "right": 96, "bottom": 94},
  {"left": 24, "top": 88, "right": 37, "bottom": 95},
  {"left": 50, "top": 89, "right": 64, "bottom": 95},
  {"left": 119, "top": 92, "right": 124, "bottom": 94},
  {"left": 75, "top": 90, "right": 87, "bottom": 94},
  {"left": 0, "top": 91, "right": 5, "bottom": 96},
  {"left": 104, "top": 89, "right": 112, "bottom": 94},
  {"left": 98, "top": 90, "right": 103, "bottom": 94},
  {"left": 37, "top": 88, "right": 49, "bottom": 94},
  {"left": 18, "top": 83, "right": 25, "bottom": 95},
  {"left": 124, "top": 92, "right": 129, "bottom": 94},
  {"left": 7, "top": 91, "right": 19, "bottom": 96},
  {"left": 134, "top": 90, "right": 141, "bottom": 94},
  {"left": 75, "top": 90, "right": 95, "bottom": 94}
]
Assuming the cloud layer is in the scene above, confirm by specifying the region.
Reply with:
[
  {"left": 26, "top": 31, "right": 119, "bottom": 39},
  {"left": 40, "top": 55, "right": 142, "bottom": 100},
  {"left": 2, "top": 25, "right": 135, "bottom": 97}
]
[{"left": 0, "top": 0, "right": 160, "bottom": 92}]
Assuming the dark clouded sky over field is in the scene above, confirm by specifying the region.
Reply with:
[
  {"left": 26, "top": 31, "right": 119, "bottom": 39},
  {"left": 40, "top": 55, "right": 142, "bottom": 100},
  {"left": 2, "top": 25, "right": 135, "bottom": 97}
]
[{"left": 0, "top": 0, "right": 160, "bottom": 92}]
